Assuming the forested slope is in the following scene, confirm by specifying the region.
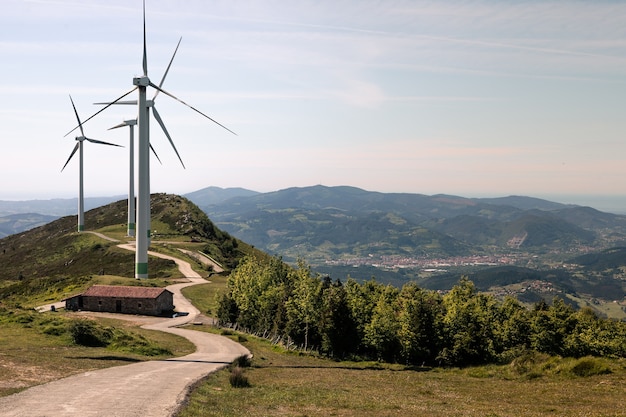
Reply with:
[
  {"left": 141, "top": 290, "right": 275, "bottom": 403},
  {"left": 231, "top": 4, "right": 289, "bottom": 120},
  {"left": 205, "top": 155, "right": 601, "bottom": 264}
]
[{"left": 217, "top": 256, "right": 626, "bottom": 367}]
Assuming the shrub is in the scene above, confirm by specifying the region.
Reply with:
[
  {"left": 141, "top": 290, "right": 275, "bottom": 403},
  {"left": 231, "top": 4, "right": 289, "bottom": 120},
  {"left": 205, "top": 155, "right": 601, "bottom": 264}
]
[
  {"left": 233, "top": 354, "right": 251, "bottom": 368},
  {"left": 41, "top": 324, "right": 66, "bottom": 336},
  {"left": 229, "top": 366, "right": 250, "bottom": 388},
  {"left": 509, "top": 350, "right": 550, "bottom": 376},
  {"left": 568, "top": 357, "right": 612, "bottom": 377},
  {"left": 109, "top": 331, "right": 171, "bottom": 356},
  {"left": 69, "top": 319, "right": 111, "bottom": 347}
]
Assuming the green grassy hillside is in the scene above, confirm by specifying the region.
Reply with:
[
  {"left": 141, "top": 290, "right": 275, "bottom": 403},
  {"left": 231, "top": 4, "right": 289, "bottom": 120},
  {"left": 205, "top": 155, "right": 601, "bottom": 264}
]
[{"left": 0, "top": 193, "right": 255, "bottom": 306}]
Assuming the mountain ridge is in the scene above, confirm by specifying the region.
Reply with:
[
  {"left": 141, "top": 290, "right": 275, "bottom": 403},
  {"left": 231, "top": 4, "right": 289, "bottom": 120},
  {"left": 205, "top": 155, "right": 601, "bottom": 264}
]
[{"left": 2, "top": 187, "right": 625, "bottom": 318}]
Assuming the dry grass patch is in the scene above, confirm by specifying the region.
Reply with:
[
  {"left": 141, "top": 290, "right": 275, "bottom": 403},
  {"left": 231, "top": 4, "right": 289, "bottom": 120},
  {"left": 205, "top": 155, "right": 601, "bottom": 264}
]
[{"left": 177, "top": 329, "right": 626, "bottom": 417}]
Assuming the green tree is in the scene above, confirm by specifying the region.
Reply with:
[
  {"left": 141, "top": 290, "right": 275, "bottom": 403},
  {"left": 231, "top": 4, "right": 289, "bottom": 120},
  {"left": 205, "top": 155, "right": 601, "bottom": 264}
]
[
  {"left": 439, "top": 278, "right": 499, "bottom": 366},
  {"left": 344, "top": 278, "right": 383, "bottom": 355},
  {"left": 319, "top": 279, "right": 358, "bottom": 358},
  {"left": 563, "top": 307, "right": 626, "bottom": 358},
  {"left": 494, "top": 296, "right": 531, "bottom": 356},
  {"left": 530, "top": 297, "right": 576, "bottom": 355},
  {"left": 285, "top": 260, "right": 323, "bottom": 350},
  {"left": 396, "top": 283, "right": 444, "bottom": 365},
  {"left": 364, "top": 285, "right": 400, "bottom": 362}
]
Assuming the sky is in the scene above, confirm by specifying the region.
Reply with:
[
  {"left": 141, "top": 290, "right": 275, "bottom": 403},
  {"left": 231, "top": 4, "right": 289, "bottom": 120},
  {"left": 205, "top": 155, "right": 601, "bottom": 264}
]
[{"left": 1, "top": 1, "right": 626, "bottom": 209}]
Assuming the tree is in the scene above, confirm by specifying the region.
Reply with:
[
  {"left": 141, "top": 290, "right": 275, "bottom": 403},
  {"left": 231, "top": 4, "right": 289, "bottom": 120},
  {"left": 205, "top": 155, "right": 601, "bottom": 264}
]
[
  {"left": 364, "top": 285, "right": 400, "bottom": 362},
  {"left": 439, "top": 277, "right": 500, "bottom": 366},
  {"left": 396, "top": 283, "right": 443, "bottom": 365},
  {"left": 344, "top": 278, "right": 383, "bottom": 355},
  {"left": 530, "top": 297, "right": 576, "bottom": 355},
  {"left": 285, "top": 260, "right": 323, "bottom": 350},
  {"left": 319, "top": 279, "right": 358, "bottom": 358},
  {"left": 494, "top": 296, "right": 531, "bottom": 357}
]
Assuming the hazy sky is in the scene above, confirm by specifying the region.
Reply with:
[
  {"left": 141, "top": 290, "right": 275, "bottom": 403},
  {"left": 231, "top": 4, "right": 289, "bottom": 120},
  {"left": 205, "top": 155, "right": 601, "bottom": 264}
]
[{"left": 1, "top": 0, "right": 625, "bottom": 202}]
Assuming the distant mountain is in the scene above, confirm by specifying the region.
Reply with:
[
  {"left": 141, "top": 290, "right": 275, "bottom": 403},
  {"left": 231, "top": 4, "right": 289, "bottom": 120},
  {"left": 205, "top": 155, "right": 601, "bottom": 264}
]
[
  {"left": 197, "top": 185, "right": 626, "bottom": 261},
  {"left": 0, "top": 196, "right": 123, "bottom": 217},
  {"left": 184, "top": 186, "right": 259, "bottom": 207},
  {"left": 0, "top": 213, "right": 59, "bottom": 238},
  {"left": 474, "top": 195, "right": 573, "bottom": 211},
  {"left": 3, "top": 185, "right": 625, "bottom": 318},
  {"left": 189, "top": 185, "right": 626, "bottom": 319}
]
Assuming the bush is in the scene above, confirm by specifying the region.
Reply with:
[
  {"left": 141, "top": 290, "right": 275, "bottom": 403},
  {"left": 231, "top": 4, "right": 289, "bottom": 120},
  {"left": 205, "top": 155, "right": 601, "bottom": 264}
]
[
  {"left": 109, "top": 331, "right": 171, "bottom": 356},
  {"left": 568, "top": 357, "right": 612, "bottom": 377},
  {"left": 41, "top": 324, "right": 66, "bottom": 336},
  {"left": 229, "top": 366, "right": 250, "bottom": 388},
  {"left": 509, "top": 350, "right": 551, "bottom": 376},
  {"left": 69, "top": 319, "right": 112, "bottom": 347},
  {"left": 233, "top": 354, "right": 251, "bottom": 368}
]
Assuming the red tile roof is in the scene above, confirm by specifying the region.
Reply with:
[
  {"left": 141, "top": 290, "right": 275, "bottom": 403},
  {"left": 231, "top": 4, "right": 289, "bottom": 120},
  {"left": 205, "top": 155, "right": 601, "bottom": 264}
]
[{"left": 82, "top": 285, "right": 171, "bottom": 299}]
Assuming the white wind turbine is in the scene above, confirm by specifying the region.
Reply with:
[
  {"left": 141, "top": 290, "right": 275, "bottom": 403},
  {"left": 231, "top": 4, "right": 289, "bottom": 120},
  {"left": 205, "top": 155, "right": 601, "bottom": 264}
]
[
  {"left": 67, "top": 0, "right": 235, "bottom": 278},
  {"left": 62, "top": 95, "right": 123, "bottom": 233},
  {"left": 108, "top": 118, "right": 162, "bottom": 237}
]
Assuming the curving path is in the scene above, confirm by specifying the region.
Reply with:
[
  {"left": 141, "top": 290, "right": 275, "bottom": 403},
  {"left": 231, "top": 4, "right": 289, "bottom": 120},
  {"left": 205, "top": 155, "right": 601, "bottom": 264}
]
[{"left": 0, "top": 235, "right": 249, "bottom": 417}]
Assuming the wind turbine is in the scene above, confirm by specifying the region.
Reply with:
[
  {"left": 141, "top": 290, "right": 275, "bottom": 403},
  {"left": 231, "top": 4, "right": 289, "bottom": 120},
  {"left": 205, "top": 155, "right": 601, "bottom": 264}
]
[
  {"left": 108, "top": 118, "right": 162, "bottom": 237},
  {"left": 67, "top": 0, "right": 235, "bottom": 278},
  {"left": 62, "top": 95, "right": 122, "bottom": 233}
]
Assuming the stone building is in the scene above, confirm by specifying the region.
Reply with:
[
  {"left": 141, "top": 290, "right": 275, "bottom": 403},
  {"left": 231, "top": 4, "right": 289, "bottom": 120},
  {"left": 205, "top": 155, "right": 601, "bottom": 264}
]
[{"left": 65, "top": 285, "right": 174, "bottom": 316}]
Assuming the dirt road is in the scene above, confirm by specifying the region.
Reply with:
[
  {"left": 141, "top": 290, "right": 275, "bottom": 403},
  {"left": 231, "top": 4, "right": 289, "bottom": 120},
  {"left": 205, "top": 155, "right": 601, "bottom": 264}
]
[{"left": 0, "top": 238, "right": 249, "bottom": 417}]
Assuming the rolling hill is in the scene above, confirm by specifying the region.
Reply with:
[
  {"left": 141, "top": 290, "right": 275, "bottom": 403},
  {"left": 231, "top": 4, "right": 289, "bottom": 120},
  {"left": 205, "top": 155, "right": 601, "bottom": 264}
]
[
  {"left": 0, "top": 213, "right": 58, "bottom": 238},
  {"left": 0, "top": 194, "right": 254, "bottom": 303},
  {"left": 191, "top": 185, "right": 626, "bottom": 317},
  {"left": 2, "top": 186, "right": 626, "bottom": 317},
  {"left": 198, "top": 185, "right": 626, "bottom": 259}
]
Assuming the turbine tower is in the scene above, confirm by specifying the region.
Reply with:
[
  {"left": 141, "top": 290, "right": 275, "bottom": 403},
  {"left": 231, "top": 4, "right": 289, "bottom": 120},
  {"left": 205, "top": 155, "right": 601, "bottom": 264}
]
[
  {"left": 62, "top": 95, "right": 122, "bottom": 232},
  {"left": 109, "top": 118, "right": 162, "bottom": 237},
  {"left": 132, "top": 1, "right": 235, "bottom": 279},
  {"left": 109, "top": 119, "right": 137, "bottom": 237},
  {"left": 68, "top": 0, "right": 236, "bottom": 278}
]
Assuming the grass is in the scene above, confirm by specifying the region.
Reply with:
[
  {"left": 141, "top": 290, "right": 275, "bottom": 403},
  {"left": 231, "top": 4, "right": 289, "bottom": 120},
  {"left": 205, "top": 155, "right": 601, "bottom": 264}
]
[
  {"left": 0, "top": 309, "right": 195, "bottom": 397},
  {"left": 176, "top": 329, "right": 626, "bottom": 417},
  {"left": 181, "top": 276, "right": 229, "bottom": 316},
  {"left": 177, "top": 256, "right": 626, "bottom": 416}
]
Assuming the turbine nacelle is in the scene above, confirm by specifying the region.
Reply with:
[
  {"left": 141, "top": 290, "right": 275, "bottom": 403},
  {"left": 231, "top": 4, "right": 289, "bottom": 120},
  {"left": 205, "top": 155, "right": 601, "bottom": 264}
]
[{"left": 133, "top": 76, "right": 150, "bottom": 87}]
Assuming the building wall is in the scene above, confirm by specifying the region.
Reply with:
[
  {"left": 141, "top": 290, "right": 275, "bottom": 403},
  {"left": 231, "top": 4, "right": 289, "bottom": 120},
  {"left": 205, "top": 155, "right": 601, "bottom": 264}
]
[{"left": 66, "top": 292, "right": 174, "bottom": 316}]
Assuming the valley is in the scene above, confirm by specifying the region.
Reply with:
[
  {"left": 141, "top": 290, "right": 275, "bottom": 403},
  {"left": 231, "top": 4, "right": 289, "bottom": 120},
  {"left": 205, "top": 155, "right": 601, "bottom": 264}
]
[
  {"left": 0, "top": 189, "right": 625, "bottom": 417},
  {"left": 2, "top": 185, "right": 626, "bottom": 319}
]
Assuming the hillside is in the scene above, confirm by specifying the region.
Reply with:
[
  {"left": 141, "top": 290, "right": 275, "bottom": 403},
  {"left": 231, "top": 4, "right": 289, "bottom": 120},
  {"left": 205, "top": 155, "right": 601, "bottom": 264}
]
[
  {"left": 184, "top": 186, "right": 259, "bottom": 206},
  {"left": 0, "top": 213, "right": 58, "bottom": 238},
  {"left": 0, "top": 194, "right": 252, "bottom": 303},
  {"left": 0, "top": 196, "right": 123, "bottom": 217},
  {"left": 193, "top": 185, "right": 626, "bottom": 318},
  {"left": 3, "top": 186, "right": 626, "bottom": 317},
  {"left": 201, "top": 185, "right": 626, "bottom": 259}
]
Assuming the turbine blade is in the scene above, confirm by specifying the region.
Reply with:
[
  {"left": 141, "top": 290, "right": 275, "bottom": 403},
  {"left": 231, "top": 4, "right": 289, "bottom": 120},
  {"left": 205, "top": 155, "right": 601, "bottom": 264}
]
[
  {"left": 85, "top": 138, "right": 124, "bottom": 147},
  {"left": 94, "top": 100, "right": 138, "bottom": 105},
  {"left": 149, "top": 82, "right": 237, "bottom": 136},
  {"left": 150, "top": 143, "right": 163, "bottom": 165},
  {"left": 108, "top": 122, "right": 128, "bottom": 130},
  {"left": 153, "top": 37, "right": 182, "bottom": 101},
  {"left": 65, "top": 87, "right": 137, "bottom": 137},
  {"left": 69, "top": 95, "right": 85, "bottom": 138},
  {"left": 152, "top": 105, "right": 185, "bottom": 168},
  {"left": 142, "top": 0, "right": 148, "bottom": 76},
  {"left": 61, "top": 143, "right": 80, "bottom": 172}
]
